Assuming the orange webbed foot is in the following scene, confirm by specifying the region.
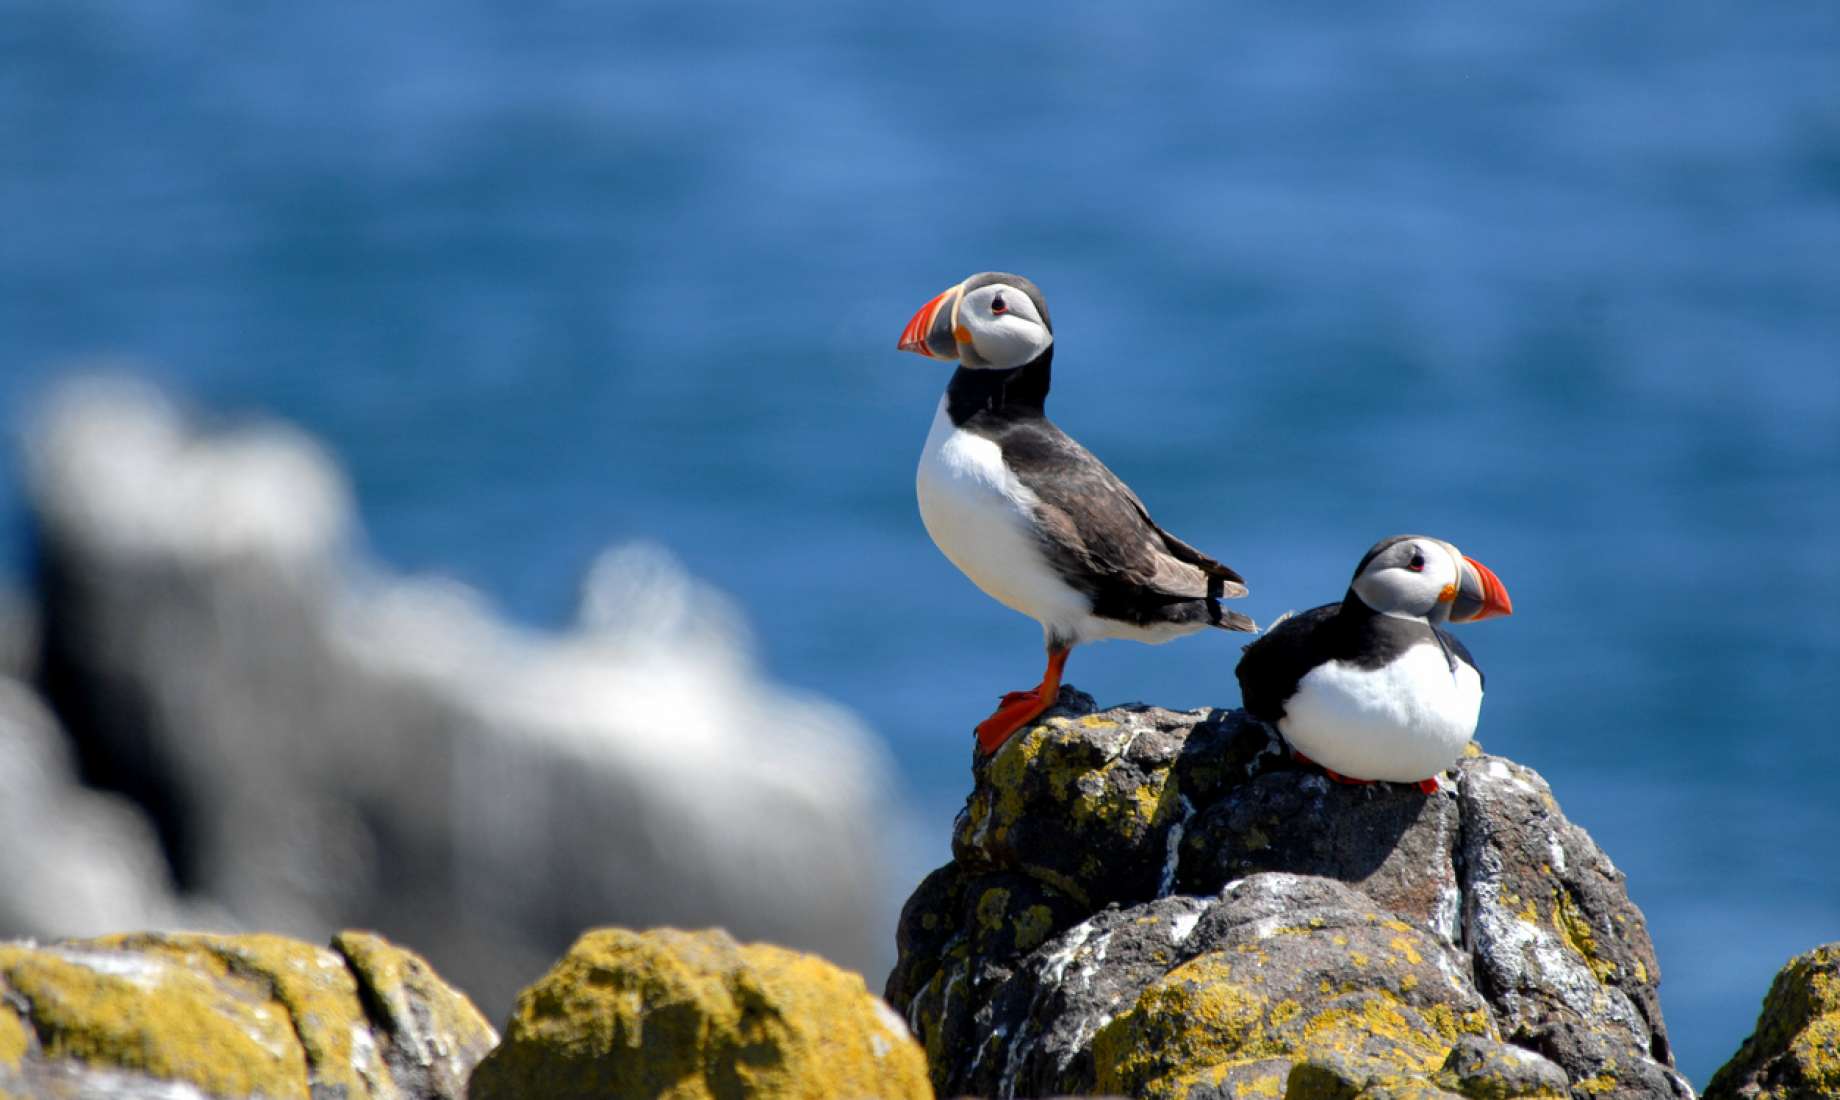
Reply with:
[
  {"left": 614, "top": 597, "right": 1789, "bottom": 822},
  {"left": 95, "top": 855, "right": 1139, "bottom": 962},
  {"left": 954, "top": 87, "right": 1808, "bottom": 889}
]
[
  {"left": 974, "top": 692, "right": 1052, "bottom": 754},
  {"left": 973, "top": 647, "right": 1071, "bottom": 756}
]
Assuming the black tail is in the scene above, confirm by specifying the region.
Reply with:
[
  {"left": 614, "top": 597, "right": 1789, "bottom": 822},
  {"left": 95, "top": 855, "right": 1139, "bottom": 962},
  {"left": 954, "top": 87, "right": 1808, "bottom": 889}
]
[{"left": 1206, "top": 600, "right": 1258, "bottom": 633}]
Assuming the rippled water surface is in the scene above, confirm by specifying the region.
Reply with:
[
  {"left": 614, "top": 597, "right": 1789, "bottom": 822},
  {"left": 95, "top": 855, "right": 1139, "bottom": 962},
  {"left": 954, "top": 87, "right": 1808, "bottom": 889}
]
[{"left": 4, "top": 2, "right": 1838, "bottom": 1081}]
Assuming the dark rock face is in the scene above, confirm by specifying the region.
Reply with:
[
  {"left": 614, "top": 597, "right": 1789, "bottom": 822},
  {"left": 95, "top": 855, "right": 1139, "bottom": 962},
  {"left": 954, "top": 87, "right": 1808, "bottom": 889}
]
[
  {"left": 1705, "top": 942, "right": 1840, "bottom": 1100},
  {"left": 887, "top": 688, "right": 1692, "bottom": 1100}
]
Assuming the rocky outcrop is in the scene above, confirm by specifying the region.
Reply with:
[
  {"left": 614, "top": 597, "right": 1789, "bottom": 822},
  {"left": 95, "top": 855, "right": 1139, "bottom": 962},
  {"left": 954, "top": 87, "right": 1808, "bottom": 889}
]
[
  {"left": 0, "top": 929, "right": 495, "bottom": 1099},
  {"left": 18, "top": 378, "right": 894, "bottom": 1014},
  {"left": 1705, "top": 943, "right": 1840, "bottom": 1100},
  {"left": 468, "top": 926, "right": 932, "bottom": 1100},
  {"left": 887, "top": 689, "right": 1691, "bottom": 1100}
]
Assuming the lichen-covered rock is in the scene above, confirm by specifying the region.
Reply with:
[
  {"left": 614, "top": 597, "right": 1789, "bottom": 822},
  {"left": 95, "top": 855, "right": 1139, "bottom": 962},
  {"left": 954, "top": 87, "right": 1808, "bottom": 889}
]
[
  {"left": 1705, "top": 943, "right": 1840, "bottom": 1100},
  {"left": 1091, "top": 876, "right": 1493, "bottom": 1099},
  {"left": 468, "top": 926, "right": 931, "bottom": 1100},
  {"left": 888, "top": 688, "right": 1692, "bottom": 1100},
  {"left": 0, "top": 929, "right": 495, "bottom": 1099},
  {"left": 1436, "top": 1035, "right": 1571, "bottom": 1100}
]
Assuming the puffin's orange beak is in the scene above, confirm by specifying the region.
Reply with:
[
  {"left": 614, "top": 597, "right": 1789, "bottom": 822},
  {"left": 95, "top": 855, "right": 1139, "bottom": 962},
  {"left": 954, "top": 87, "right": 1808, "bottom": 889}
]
[
  {"left": 1451, "top": 556, "right": 1513, "bottom": 622},
  {"left": 898, "top": 283, "right": 963, "bottom": 360}
]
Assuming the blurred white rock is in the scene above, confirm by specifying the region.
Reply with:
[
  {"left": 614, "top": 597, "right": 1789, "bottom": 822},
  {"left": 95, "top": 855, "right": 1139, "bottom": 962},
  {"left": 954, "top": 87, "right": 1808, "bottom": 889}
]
[
  {"left": 0, "top": 675, "right": 221, "bottom": 938},
  {"left": 19, "top": 376, "right": 895, "bottom": 1014}
]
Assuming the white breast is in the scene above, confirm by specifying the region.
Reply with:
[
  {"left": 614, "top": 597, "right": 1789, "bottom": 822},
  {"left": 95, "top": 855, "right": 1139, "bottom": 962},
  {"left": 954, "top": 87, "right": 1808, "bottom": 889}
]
[
  {"left": 1278, "top": 643, "right": 1483, "bottom": 783},
  {"left": 915, "top": 398, "right": 1089, "bottom": 637}
]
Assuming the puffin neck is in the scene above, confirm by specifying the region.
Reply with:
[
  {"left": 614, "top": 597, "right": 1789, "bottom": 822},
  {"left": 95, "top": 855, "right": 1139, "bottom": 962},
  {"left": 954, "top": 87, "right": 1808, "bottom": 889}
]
[{"left": 944, "top": 346, "right": 1053, "bottom": 424}]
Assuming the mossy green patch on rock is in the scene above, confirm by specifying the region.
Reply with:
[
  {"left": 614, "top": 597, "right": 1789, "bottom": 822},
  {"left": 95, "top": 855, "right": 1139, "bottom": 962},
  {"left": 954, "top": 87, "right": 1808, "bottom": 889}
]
[
  {"left": 1706, "top": 942, "right": 1840, "bottom": 1100},
  {"left": 469, "top": 926, "right": 931, "bottom": 1100}
]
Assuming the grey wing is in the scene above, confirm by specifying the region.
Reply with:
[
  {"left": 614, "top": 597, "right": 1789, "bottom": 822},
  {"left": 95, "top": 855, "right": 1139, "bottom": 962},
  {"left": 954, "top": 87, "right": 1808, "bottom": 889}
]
[{"left": 997, "top": 418, "right": 1248, "bottom": 605}]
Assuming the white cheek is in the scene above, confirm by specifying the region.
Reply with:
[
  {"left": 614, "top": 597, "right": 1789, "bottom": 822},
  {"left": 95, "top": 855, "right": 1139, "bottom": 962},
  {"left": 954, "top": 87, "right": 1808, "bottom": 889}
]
[{"left": 971, "top": 317, "right": 1052, "bottom": 369}]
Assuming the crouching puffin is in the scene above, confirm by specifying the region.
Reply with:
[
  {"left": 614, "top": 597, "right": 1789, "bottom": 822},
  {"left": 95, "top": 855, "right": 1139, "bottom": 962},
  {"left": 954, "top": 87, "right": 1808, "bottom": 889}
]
[
  {"left": 1235, "top": 535, "right": 1513, "bottom": 793},
  {"left": 897, "top": 271, "right": 1255, "bottom": 754}
]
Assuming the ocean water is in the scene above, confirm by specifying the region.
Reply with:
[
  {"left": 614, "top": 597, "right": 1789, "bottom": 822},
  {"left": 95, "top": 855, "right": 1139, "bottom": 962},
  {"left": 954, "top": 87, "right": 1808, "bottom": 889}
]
[{"left": 3, "top": 1, "right": 1837, "bottom": 1083}]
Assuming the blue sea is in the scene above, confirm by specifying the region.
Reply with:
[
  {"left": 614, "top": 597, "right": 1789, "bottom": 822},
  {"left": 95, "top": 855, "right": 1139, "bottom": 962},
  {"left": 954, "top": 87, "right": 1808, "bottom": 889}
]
[{"left": 3, "top": 1, "right": 1837, "bottom": 1083}]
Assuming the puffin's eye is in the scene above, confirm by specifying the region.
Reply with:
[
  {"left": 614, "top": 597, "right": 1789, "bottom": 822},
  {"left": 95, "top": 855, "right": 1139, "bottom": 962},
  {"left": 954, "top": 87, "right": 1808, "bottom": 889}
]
[
  {"left": 1406, "top": 552, "right": 1426, "bottom": 572},
  {"left": 990, "top": 293, "right": 1008, "bottom": 315}
]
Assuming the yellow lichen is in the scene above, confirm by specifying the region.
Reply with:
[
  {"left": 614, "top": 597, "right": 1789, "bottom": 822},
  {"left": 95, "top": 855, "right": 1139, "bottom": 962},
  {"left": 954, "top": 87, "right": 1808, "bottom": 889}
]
[
  {"left": 468, "top": 927, "right": 931, "bottom": 1100},
  {"left": 193, "top": 933, "right": 367, "bottom": 1097},
  {"left": 332, "top": 930, "right": 495, "bottom": 1081},
  {"left": 1423, "top": 1003, "right": 1459, "bottom": 1040},
  {"left": 1013, "top": 905, "right": 1054, "bottom": 952},
  {"left": 1574, "top": 1073, "right": 1618, "bottom": 1094},
  {"left": 1299, "top": 995, "right": 1444, "bottom": 1073},
  {"left": 0, "top": 1005, "right": 27, "bottom": 1069},
  {"left": 975, "top": 887, "right": 1012, "bottom": 933},
  {"left": 1156, "top": 1057, "right": 1288, "bottom": 1100},
  {"left": 985, "top": 727, "right": 1044, "bottom": 839},
  {"left": 1550, "top": 889, "right": 1616, "bottom": 983},
  {"left": 1092, "top": 955, "right": 1273, "bottom": 1092},
  {"left": 0, "top": 941, "right": 308, "bottom": 1099},
  {"left": 1390, "top": 937, "right": 1423, "bottom": 965}
]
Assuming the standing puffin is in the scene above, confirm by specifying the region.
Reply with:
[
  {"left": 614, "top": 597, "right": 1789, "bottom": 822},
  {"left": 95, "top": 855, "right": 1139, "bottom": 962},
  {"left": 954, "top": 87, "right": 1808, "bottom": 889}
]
[
  {"left": 1235, "top": 535, "right": 1513, "bottom": 793},
  {"left": 897, "top": 271, "right": 1255, "bottom": 754}
]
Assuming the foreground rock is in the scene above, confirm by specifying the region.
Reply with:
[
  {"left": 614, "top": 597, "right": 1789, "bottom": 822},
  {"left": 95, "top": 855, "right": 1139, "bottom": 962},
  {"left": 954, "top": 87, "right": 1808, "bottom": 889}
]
[
  {"left": 469, "top": 926, "right": 932, "bottom": 1100},
  {"left": 1706, "top": 943, "right": 1840, "bottom": 1100},
  {"left": 0, "top": 929, "right": 494, "bottom": 1098},
  {"left": 21, "top": 378, "right": 893, "bottom": 1014},
  {"left": 887, "top": 689, "right": 1691, "bottom": 1100}
]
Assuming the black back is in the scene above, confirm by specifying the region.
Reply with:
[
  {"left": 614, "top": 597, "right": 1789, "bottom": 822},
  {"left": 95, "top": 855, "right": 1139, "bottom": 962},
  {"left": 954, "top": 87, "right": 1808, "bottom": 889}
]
[
  {"left": 944, "top": 349, "right": 1253, "bottom": 640},
  {"left": 1235, "top": 595, "right": 1481, "bottom": 724}
]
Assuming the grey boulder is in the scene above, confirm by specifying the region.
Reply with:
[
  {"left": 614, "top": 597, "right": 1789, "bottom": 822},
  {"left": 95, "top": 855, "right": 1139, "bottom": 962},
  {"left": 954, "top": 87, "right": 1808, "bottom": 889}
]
[{"left": 888, "top": 688, "right": 1692, "bottom": 1100}]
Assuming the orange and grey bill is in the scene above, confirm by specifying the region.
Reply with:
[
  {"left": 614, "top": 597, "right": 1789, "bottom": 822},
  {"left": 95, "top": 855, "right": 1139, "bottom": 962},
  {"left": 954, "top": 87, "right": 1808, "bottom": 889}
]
[
  {"left": 897, "top": 285, "right": 961, "bottom": 358},
  {"left": 1460, "top": 556, "right": 1513, "bottom": 621}
]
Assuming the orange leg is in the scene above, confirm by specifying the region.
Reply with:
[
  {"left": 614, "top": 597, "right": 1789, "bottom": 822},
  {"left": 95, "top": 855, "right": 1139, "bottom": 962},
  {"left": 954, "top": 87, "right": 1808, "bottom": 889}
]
[{"left": 974, "top": 647, "right": 1071, "bottom": 754}]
